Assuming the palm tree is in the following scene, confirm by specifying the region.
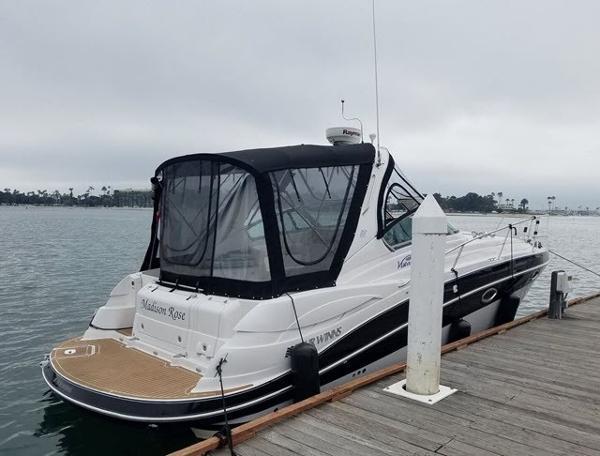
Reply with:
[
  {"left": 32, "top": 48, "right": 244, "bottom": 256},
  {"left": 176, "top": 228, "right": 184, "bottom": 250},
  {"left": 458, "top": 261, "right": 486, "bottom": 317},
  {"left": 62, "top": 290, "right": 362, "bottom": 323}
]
[
  {"left": 510, "top": 198, "right": 515, "bottom": 208},
  {"left": 520, "top": 198, "right": 529, "bottom": 211}
]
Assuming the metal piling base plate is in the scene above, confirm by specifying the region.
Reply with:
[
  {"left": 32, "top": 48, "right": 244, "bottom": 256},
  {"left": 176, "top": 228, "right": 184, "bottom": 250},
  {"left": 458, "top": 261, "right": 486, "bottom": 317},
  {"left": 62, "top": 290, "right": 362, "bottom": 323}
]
[{"left": 383, "top": 379, "right": 457, "bottom": 405}]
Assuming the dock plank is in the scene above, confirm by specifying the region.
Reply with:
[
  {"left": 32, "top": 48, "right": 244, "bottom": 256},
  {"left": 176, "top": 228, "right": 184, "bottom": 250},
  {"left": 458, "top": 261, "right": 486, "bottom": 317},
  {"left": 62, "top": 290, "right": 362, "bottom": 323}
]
[
  {"left": 305, "top": 405, "right": 439, "bottom": 455},
  {"left": 436, "top": 438, "right": 503, "bottom": 456},
  {"left": 440, "top": 358, "right": 600, "bottom": 407},
  {"left": 290, "top": 414, "right": 405, "bottom": 456},
  {"left": 280, "top": 419, "right": 379, "bottom": 456},
  {"left": 345, "top": 389, "right": 569, "bottom": 456}
]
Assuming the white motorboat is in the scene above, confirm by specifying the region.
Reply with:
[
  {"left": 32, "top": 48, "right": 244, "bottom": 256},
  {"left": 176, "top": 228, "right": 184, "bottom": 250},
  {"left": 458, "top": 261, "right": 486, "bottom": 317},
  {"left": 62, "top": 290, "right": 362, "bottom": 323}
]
[{"left": 42, "top": 128, "right": 548, "bottom": 427}]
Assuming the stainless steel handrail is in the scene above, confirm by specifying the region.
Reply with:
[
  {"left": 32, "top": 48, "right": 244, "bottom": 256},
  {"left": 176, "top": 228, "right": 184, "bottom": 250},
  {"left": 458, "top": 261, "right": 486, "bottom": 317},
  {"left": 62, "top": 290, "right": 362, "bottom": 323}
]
[{"left": 446, "top": 216, "right": 539, "bottom": 270}]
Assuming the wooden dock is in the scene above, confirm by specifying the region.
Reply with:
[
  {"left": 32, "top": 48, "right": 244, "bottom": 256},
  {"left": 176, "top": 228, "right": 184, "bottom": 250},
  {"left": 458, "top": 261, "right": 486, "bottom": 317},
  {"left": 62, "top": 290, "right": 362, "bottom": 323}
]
[{"left": 172, "top": 294, "right": 600, "bottom": 456}]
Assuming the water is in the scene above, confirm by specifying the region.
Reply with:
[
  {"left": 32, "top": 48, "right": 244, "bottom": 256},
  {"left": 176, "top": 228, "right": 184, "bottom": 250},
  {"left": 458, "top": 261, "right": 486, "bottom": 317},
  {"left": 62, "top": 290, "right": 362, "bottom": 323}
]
[
  {"left": 1, "top": 207, "right": 599, "bottom": 455},
  {"left": 0, "top": 207, "right": 198, "bottom": 456}
]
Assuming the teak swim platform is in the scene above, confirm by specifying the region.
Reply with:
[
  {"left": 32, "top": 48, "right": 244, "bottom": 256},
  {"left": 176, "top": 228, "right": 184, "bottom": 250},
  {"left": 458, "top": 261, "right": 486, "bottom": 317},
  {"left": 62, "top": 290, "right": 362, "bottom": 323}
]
[
  {"left": 50, "top": 338, "right": 250, "bottom": 401},
  {"left": 51, "top": 337, "right": 202, "bottom": 400},
  {"left": 172, "top": 293, "right": 600, "bottom": 456}
]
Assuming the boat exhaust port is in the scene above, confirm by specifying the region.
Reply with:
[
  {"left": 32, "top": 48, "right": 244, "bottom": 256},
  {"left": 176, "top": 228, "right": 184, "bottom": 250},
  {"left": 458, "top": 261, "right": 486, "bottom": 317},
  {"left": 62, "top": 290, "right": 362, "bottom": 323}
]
[{"left": 481, "top": 287, "right": 498, "bottom": 304}]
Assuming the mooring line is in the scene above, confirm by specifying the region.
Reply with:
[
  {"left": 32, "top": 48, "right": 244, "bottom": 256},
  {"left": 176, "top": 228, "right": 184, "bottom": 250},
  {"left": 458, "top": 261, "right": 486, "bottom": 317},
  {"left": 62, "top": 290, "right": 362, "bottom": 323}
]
[
  {"left": 216, "top": 356, "right": 237, "bottom": 456},
  {"left": 549, "top": 249, "right": 600, "bottom": 279}
]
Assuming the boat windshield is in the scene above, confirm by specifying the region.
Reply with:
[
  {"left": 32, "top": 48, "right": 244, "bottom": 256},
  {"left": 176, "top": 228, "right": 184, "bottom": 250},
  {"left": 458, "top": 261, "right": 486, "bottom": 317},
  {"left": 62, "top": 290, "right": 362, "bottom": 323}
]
[
  {"left": 159, "top": 160, "right": 270, "bottom": 283},
  {"left": 270, "top": 165, "right": 358, "bottom": 277}
]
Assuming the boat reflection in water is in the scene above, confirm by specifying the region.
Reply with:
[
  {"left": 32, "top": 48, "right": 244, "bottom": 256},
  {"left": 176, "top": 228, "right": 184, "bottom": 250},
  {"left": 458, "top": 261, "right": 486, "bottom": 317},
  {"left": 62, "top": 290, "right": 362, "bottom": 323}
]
[{"left": 36, "top": 392, "right": 198, "bottom": 456}]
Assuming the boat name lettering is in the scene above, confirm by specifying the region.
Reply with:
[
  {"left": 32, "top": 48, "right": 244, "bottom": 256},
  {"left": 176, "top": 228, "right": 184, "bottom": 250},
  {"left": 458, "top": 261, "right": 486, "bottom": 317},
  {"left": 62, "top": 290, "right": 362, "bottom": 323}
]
[
  {"left": 140, "top": 298, "right": 186, "bottom": 321},
  {"left": 308, "top": 326, "right": 342, "bottom": 346},
  {"left": 398, "top": 255, "right": 412, "bottom": 269}
]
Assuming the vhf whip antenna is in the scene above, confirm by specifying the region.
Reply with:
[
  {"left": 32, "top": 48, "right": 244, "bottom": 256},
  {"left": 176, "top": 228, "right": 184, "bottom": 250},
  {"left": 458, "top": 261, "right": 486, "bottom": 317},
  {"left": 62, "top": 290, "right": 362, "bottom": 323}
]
[
  {"left": 340, "top": 99, "right": 364, "bottom": 143},
  {"left": 371, "top": 0, "right": 382, "bottom": 166}
]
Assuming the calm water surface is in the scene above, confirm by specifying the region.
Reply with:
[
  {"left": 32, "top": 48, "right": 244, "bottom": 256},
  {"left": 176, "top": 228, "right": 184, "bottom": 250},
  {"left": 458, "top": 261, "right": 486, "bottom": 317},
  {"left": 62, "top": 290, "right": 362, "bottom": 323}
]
[{"left": 1, "top": 207, "right": 599, "bottom": 455}]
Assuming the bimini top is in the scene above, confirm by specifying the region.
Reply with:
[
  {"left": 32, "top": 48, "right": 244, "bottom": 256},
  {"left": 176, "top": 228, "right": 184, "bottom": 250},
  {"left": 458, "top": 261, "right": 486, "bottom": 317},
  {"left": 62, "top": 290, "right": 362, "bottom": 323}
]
[
  {"left": 155, "top": 143, "right": 376, "bottom": 175},
  {"left": 142, "top": 143, "right": 375, "bottom": 299}
]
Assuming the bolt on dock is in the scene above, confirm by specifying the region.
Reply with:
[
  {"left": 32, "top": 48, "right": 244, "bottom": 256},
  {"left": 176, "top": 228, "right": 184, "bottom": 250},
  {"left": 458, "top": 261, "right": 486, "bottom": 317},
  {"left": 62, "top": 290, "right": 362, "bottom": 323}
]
[{"left": 171, "top": 293, "right": 600, "bottom": 456}]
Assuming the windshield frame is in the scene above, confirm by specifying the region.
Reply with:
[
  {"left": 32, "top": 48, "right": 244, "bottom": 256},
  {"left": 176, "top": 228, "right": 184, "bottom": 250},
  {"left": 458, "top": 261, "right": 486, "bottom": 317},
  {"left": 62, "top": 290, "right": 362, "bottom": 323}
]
[{"left": 377, "top": 155, "right": 424, "bottom": 239}]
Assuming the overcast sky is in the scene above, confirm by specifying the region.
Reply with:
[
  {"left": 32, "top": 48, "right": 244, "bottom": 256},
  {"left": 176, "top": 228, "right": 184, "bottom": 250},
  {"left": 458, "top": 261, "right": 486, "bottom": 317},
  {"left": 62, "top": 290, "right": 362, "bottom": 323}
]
[{"left": 1, "top": 1, "right": 598, "bottom": 209}]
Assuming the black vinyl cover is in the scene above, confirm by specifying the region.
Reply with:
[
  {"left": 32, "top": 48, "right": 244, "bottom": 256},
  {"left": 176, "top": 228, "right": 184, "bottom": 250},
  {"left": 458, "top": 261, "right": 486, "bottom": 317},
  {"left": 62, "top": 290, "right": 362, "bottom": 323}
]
[{"left": 155, "top": 143, "right": 375, "bottom": 175}]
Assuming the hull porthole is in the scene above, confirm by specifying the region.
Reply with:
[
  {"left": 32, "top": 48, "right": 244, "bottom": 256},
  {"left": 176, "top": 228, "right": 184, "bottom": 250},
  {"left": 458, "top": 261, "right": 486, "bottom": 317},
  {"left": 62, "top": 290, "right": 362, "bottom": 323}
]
[{"left": 481, "top": 288, "right": 498, "bottom": 304}]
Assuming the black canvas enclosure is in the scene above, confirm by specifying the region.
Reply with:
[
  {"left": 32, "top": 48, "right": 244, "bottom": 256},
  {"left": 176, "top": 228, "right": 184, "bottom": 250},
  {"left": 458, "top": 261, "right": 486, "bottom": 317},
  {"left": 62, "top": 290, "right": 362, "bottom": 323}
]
[{"left": 142, "top": 143, "right": 375, "bottom": 298}]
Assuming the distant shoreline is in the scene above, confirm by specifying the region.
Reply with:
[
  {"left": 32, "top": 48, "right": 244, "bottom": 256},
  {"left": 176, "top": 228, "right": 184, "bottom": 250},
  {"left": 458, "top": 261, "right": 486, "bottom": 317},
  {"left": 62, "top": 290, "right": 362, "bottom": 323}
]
[
  {"left": 3, "top": 205, "right": 597, "bottom": 217},
  {"left": 0, "top": 204, "right": 152, "bottom": 210}
]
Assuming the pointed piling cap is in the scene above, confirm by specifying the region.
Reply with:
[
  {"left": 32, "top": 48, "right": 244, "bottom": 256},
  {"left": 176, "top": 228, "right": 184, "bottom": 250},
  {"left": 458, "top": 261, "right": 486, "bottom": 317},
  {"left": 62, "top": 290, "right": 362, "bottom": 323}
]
[{"left": 413, "top": 194, "right": 447, "bottom": 234}]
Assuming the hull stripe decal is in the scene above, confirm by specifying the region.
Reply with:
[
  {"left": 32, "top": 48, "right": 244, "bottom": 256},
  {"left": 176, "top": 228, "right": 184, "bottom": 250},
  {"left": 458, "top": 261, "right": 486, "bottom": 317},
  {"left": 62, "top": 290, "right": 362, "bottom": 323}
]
[{"left": 319, "top": 258, "right": 548, "bottom": 375}]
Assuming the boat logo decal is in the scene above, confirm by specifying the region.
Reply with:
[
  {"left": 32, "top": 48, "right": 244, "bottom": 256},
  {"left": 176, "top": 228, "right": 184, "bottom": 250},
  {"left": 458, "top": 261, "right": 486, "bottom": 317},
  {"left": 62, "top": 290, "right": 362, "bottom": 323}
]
[
  {"left": 398, "top": 255, "right": 412, "bottom": 269},
  {"left": 140, "top": 298, "right": 186, "bottom": 321},
  {"left": 308, "top": 326, "right": 342, "bottom": 347}
]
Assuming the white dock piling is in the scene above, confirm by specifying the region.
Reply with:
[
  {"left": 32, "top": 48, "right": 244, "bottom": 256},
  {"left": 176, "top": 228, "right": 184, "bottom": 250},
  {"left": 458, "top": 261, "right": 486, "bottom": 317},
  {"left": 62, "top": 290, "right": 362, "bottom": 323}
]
[{"left": 384, "top": 194, "right": 456, "bottom": 404}]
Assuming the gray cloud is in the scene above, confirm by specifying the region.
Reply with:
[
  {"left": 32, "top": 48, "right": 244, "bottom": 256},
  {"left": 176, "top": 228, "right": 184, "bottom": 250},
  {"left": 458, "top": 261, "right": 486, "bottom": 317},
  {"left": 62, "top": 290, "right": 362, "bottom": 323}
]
[{"left": 1, "top": 0, "right": 599, "bottom": 209}]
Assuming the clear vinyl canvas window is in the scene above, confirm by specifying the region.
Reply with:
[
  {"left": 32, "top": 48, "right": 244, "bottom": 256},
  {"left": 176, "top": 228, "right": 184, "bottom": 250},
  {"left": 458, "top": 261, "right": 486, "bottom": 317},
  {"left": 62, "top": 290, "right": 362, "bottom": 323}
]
[
  {"left": 271, "top": 165, "right": 357, "bottom": 277},
  {"left": 160, "top": 161, "right": 270, "bottom": 282}
]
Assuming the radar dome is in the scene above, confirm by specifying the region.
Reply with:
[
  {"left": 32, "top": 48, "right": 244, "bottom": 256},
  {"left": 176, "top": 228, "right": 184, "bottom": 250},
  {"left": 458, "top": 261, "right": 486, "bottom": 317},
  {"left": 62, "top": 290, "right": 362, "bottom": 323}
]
[{"left": 326, "top": 127, "right": 362, "bottom": 145}]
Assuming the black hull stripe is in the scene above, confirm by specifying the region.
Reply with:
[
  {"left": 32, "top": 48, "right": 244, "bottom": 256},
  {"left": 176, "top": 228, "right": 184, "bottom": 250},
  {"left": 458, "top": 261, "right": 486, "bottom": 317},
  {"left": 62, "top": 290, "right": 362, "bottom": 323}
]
[
  {"left": 319, "top": 265, "right": 544, "bottom": 384},
  {"left": 43, "top": 252, "right": 548, "bottom": 423},
  {"left": 319, "top": 251, "right": 548, "bottom": 370}
]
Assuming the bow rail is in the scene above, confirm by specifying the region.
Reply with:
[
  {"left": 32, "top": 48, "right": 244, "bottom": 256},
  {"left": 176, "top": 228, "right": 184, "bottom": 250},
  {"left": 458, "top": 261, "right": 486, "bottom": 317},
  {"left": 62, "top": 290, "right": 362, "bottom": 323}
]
[{"left": 447, "top": 216, "right": 541, "bottom": 271}]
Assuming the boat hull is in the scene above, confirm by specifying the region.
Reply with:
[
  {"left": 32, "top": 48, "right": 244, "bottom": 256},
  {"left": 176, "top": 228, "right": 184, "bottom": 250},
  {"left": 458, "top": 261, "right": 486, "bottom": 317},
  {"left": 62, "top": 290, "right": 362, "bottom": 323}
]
[{"left": 42, "top": 251, "right": 548, "bottom": 426}]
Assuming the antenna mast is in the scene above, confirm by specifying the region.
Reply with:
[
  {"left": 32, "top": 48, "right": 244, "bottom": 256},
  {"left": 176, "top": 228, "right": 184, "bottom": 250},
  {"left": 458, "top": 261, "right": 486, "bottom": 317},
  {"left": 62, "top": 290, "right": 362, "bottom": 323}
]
[{"left": 372, "top": 0, "right": 382, "bottom": 166}]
